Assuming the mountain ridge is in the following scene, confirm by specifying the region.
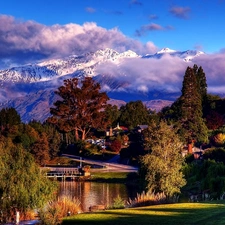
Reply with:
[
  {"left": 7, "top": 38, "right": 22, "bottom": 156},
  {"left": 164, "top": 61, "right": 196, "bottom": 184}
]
[
  {"left": 0, "top": 47, "right": 203, "bottom": 84},
  {"left": 0, "top": 47, "right": 203, "bottom": 122}
]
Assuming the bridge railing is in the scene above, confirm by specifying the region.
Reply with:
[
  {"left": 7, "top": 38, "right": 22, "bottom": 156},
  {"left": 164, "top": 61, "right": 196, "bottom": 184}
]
[{"left": 40, "top": 167, "right": 80, "bottom": 175}]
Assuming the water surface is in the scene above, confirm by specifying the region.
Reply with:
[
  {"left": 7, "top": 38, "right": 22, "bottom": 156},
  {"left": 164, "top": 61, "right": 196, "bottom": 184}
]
[{"left": 58, "top": 181, "right": 139, "bottom": 211}]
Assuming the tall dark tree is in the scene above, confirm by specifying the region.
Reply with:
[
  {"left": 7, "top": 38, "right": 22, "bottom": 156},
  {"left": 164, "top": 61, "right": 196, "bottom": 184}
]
[
  {"left": 196, "top": 65, "right": 207, "bottom": 100},
  {"left": 179, "top": 66, "right": 208, "bottom": 144},
  {"left": 49, "top": 77, "right": 109, "bottom": 140},
  {"left": 162, "top": 65, "right": 207, "bottom": 124},
  {"left": 193, "top": 64, "right": 208, "bottom": 114}
]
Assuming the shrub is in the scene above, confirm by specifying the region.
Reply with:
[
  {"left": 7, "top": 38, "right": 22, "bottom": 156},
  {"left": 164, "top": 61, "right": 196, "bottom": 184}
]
[
  {"left": 203, "top": 148, "right": 225, "bottom": 164},
  {"left": 39, "top": 196, "right": 81, "bottom": 225},
  {"left": 212, "top": 133, "right": 225, "bottom": 146},
  {"left": 110, "top": 139, "right": 122, "bottom": 153},
  {"left": 108, "top": 196, "right": 125, "bottom": 209}
]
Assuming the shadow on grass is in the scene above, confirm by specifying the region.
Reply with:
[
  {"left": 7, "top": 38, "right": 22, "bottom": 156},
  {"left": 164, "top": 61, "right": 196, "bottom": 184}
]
[{"left": 62, "top": 202, "right": 225, "bottom": 225}]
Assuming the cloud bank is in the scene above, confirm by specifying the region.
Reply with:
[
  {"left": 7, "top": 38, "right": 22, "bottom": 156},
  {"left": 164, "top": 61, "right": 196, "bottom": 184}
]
[
  {"left": 0, "top": 15, "right": 157, "bottom": 69},
  {"left": 193, "top": 53, "right": 225, "bottom": 94},
  {"left": 96, "top": 55, "right": 188, "bottom": 93},
  {"left": 95, "top": 52, "right": 225, "bottom": 95}
]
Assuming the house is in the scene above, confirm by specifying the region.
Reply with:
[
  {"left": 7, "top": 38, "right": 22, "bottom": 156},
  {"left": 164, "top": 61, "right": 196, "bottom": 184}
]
[
  {"left": 135, "top": 125, "right": 148, "bottom": 133},
  {"left": 106, "top": 123, "right": 128, "bottom": 136}
]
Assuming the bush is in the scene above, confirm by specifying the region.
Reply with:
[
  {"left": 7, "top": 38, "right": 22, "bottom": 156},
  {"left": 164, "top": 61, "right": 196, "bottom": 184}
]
[
  {"left": 212, "top": 133, "right": 225, "bottom": 146},
  {"left": 39, "top": 196, "right": 81, "bottom": 225},
  {"left": 108, "top": 196, "right": 125, "bottom": 209},
  {"left": 110, "top": 139, "right": 122, "bottom": 153},
  {"left": 203, "top": 148, "right": 225, "bottom": 164}
]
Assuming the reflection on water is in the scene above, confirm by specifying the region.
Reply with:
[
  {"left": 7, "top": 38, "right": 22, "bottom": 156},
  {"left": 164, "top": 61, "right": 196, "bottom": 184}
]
[{"left": 58, "top": 181, "right": 138, "bottom": 212}]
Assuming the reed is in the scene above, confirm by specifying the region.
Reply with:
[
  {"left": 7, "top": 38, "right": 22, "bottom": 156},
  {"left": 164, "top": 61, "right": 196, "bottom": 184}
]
[
  {"left": 39, "top": 195, "right": 81, "bottom": 225},
  {"left": 126, "top": 191, "right": 167, "bottom": 207}
]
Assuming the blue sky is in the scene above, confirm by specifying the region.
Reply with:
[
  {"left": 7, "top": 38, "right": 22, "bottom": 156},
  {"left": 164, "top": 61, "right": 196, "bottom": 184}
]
[
  {"left": 0, "top": 0, "right": 225, "bottom": 69},
  {"left": 1, "top": 0, "right": 225, "bottom": 53}
]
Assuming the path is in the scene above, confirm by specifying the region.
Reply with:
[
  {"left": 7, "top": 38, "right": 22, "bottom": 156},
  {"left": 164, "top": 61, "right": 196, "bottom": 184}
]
[{"left": 61, "top": 154, "right": 138, "bottom": 172}]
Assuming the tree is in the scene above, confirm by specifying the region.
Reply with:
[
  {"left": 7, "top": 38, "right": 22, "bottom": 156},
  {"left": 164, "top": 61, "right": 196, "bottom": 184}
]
[
  {"left": 14, "top": 124, "right": 39, "bottom": 150},
  {"left": 104, "top": 104, "right": 120, "bottom": 128},
  {"left": 110, "top": 139, "right": 122, "bottom": 153},
  {"left": 31, "top": 132, "right": 50, "bottom": 166},
  {"left": 161, "top": 65, "right": 208, "bottom": 145},
  {"left": 196, "top": 65, "right": 207, "bottom": 101},
  {"left": 29, "top": 121, "right": 62, "bottom": 159},
  {"left": 119, "top": 101, "right": 151, "bottom": 129},
  {"left": 49, "top": 77, "right": 109, "bottom": 140},
  {"left": 0, "top": 107, "right": 21, "bottom": 132},
  {"left": 0, "top": 137, "right": 57, "bottom": 221},
  {"left": 206, "top": 110, "right": 225, "bottom": 130},
  {"left": 179, "top": 66, "right": 208, "bottom": 144},
  {"left": 45, "top": 124, "right": 62, "bottom": 159},
  {"left": 141, "top": 121, "right": 186, "bottom": 198}
]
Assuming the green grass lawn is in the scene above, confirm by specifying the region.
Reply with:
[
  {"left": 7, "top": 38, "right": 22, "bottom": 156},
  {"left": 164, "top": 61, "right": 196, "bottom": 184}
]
[{"left": 62, "top": 201, "right": 225, "bottom": 225}]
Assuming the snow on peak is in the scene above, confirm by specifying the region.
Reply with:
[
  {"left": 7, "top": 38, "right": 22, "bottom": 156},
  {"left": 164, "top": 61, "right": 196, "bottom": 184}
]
[
  {"left": 156, "top": 48, "right": 176, "bottom": 54},
  {"left": 93, "top": 48, "right": 119, "bottom": 59},
  {"left": 119, "top": 50, "right": 139, "bottom": 58},
  {"left": 0, "top": 47, "right": 205, "bottom": 85}
]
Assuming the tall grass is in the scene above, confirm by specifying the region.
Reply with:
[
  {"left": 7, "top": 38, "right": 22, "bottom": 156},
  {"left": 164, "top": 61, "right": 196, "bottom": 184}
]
[
  {"left": 127, "top": 191, "right": 179, "bottom": 208},
  {"left": 39, "top": 195, "right": 81, "bottom": 225}
]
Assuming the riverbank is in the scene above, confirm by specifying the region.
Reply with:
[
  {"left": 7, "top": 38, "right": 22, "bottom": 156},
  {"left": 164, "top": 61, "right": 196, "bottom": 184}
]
[
  {"left": 62, "top": 201, "right": 225, "bottom": 225},
  {"left": 89, "top": 171, "right": 139, "bottom": 183},
  {"left": 4, "top": 220, "right": 39, "bottom": 225}
]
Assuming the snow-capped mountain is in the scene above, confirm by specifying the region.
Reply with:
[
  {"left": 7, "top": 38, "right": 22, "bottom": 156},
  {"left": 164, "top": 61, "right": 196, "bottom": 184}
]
[
  {"left": 0, "top": 47, "right": 204, "bottom": 122},
  {"left": 0, "top": 48, "right": 139, "bottom": 84},
  {"left": 0, "top": 47, "right": 202, "bottom": 84},
  {"left": 143, "top": 47, "right": 204, "bottom": 61}
]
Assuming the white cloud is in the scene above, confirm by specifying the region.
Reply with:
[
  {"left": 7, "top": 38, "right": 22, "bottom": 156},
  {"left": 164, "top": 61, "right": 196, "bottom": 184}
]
[
  {"left": 0, "top": 15, "right": 157, "bottom": 68},
  {"left": 95, "top": 52, "right": 225, "bottom": 95},
  {"left": 96, "top": 54, "right": 189, "bottom": 93},
  {"left": 193, "top": 52, "right": 225, "bottom": 94}
]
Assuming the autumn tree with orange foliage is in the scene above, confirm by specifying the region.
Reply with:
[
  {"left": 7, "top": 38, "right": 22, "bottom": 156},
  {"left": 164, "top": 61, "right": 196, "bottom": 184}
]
[{"left": 49, "top": 77, "right": 109, "bottom": 140}]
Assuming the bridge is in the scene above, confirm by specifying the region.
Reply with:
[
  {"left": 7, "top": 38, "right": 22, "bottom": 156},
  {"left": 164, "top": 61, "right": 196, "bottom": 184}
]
[
  {"left": 41, "top": 154, "right": 138, "bottom": 180},
  {"left": 41, "top": 167, "right": 86, "bottom": 180}
]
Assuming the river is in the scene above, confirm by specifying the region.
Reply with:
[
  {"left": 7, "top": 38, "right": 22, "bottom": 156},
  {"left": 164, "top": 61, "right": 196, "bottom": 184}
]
[{"left": 58, "top": 181, "right": 140, "bottom": 212}]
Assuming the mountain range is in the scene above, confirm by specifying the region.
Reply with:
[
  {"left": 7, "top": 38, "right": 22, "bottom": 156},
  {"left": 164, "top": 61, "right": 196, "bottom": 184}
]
[{"left": 0, "top": 47, "right": 205, "bottom": 122}]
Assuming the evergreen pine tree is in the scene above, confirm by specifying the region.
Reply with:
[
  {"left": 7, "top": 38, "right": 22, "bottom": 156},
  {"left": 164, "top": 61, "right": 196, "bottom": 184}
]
[
  {"left": 196, "top": 66, "right": 207, "bottom": 100},
  {"left": 180, "top": 66, "right": 208, "bottom": 144},
  {"left": 193, "top": 64, "right": 208, "bottom": 110}
]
